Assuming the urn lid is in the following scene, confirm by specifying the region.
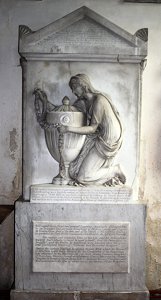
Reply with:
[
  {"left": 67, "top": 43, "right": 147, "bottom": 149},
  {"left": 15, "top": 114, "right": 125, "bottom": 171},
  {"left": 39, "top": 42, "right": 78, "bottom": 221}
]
[{"left": 55, "top": 96, "right": 78, "bottom": 112}]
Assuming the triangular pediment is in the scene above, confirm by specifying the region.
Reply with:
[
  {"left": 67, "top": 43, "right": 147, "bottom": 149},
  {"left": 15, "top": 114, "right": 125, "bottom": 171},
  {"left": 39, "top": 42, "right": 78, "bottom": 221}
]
[{"left": 19, "top": 6, "right": 148, "bottom": 62}]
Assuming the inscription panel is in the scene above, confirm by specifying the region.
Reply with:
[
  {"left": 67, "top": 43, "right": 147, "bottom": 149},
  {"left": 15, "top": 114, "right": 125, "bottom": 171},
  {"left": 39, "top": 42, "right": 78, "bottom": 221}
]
[
  {"left": 30, "top": 185, "right": 132, "bottom": 203},
  {"left": 26, "top": 18, "right": 134, "bottom": 55},
  {"left": 33, "top": 221, "right": 130, "bottom": 273}
]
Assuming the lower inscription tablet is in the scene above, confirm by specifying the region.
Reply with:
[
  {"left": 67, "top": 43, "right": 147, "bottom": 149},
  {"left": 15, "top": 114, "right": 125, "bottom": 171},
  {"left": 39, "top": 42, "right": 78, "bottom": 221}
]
[{"left": 33, "top": 221, "right": 130, "bottom": 273}]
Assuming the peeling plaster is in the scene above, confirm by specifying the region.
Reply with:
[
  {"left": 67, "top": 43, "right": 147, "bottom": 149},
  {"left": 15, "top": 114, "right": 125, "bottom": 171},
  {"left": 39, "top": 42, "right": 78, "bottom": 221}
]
[
  {"left": 12, "top": 160, "right": 21, "bottom": 196},
  {"left": 139, "top": 138, "right": 147, "bottom": 203},
  {"left": 146, "top": 203, "right": 161, "bottom": 289},
  {"left": 9, "top": 128, "right": 18, "bottom": 160}
]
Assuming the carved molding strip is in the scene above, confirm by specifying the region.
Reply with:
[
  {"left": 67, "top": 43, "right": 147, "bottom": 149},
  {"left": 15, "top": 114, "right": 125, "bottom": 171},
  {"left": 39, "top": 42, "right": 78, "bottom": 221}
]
[{"left": 20, "top": 52, "right": 146, "bottom": 63}]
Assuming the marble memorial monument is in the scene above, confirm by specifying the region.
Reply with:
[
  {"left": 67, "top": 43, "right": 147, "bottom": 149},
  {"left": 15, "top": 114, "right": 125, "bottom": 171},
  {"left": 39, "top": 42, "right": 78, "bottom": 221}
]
[{"left": 11, "top": 6, "right": 149, "bottom": 300}]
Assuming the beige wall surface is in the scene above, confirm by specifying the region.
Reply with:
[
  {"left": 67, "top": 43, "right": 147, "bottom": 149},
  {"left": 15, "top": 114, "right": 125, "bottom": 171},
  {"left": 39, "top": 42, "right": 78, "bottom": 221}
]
[{"left": 0, "top": 0, "right": 161, "bottom": 290}]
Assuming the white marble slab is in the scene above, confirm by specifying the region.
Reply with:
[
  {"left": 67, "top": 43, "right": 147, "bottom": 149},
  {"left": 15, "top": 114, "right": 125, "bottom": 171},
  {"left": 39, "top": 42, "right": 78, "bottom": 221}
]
[{"left": 30, "top": 184, "right": 132, "bottom": 203}]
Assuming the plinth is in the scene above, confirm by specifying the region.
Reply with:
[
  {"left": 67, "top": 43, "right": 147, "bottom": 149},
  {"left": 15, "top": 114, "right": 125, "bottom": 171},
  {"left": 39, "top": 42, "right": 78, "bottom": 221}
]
[{"left": 11, "top": 186, "right": 149, "bottom": 300}]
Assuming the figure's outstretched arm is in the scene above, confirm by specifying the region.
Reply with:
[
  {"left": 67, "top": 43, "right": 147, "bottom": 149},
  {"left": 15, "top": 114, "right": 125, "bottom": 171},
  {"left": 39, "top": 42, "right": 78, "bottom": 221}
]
[
  {"left": 59, "top": 123, "right": 98, "bottom": 135},
  {"left": 33, "top": 88, "right": 56, "bottom": 112},
  {"left": 33, "top": 88, "right": 47, "bottom": 101}
]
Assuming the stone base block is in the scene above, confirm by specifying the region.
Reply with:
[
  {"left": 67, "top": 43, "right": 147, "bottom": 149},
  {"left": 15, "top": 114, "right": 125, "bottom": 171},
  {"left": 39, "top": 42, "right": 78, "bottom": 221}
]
[
  {"left": 11, "top": 289, "right": 149, "bottom": 300},
  {"left": 15, "top": 201, "right": 147, "bottom": 291}
]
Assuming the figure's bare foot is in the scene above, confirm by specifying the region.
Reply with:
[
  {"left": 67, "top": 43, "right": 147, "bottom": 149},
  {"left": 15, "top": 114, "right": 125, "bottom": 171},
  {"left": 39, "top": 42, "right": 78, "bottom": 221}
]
[
  {"left": 104, "top": 177, "right": 120, "bottom": 187},
  {"left": 113, "top": 164, "right": 126, "bottom": 185},
  {"left": 104, "top": 166, "right": 126, "bottom": 187},
  {"left": 68, "top": 179, "right": 86, "bottom": 187},
  {"left": 116, "top": 172, "right": 126, "bottom": 185}
]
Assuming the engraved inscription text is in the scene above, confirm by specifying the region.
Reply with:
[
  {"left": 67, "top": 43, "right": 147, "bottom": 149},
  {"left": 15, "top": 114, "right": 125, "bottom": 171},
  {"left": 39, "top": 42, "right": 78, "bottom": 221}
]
[{"left": 33, "top": 221, "right": 130, "bottom": 273}]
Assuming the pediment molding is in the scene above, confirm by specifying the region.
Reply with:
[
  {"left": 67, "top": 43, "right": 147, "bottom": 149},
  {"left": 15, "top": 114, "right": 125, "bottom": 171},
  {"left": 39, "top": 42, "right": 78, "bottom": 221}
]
[{"left": 19, "top": 6, "right": 148, "bottom": 63}]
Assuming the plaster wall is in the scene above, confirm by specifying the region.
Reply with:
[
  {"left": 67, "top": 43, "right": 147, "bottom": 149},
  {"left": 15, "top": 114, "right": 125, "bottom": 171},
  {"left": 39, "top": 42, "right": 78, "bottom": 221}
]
[{"left": 0, "top": 0, "right": 161, "bottom": 290}]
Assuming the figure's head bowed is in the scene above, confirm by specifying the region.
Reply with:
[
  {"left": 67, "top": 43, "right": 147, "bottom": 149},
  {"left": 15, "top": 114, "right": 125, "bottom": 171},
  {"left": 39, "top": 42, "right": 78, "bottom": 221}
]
[{"left": 69, "top": 74, "right": 95, "bottom": 94}]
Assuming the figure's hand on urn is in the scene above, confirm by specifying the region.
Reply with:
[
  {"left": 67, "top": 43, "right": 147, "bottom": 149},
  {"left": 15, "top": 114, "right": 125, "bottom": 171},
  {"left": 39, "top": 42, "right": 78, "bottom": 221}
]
[{"left": 57, "top": 125, "right": 69, "bottom": 134}]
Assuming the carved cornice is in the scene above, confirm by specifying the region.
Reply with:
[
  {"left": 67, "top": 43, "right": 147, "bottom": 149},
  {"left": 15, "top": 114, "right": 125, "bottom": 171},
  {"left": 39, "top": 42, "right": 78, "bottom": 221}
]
[
  {"left": 18, "top": 6, "right": 148, "bottom": 63},
  {"left": 135, "top": 28, "right": 148, "bottom": 42}
]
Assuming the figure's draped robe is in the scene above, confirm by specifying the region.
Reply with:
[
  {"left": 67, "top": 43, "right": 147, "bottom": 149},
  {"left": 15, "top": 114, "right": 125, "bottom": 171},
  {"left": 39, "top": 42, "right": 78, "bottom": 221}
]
[{"left": 69, "top": 94, "right": 123, "bottom": 184}]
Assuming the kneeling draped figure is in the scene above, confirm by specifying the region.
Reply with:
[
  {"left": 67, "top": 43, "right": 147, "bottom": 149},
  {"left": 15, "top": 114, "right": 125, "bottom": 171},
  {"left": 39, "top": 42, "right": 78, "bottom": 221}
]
[
  {"left": 60, "top": 74, "right": 126, "bottom": 187},
  {"left": 34, "top": 74, "right": 126, "bottom": 187}
]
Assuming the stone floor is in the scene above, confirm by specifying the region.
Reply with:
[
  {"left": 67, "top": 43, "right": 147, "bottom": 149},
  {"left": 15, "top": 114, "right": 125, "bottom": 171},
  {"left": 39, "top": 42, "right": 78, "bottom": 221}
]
[
  {"left": 0, "top": 205, "right": 14, "bottom": 224},
  {"left": 150, "top": 289, "right": 161, "bottom": 299},
  {"left": 0, "top": 290, "right": 10, "bottom": 300},
  {"left": 0, "top": 289, "right": 161, "bottom": 300}
]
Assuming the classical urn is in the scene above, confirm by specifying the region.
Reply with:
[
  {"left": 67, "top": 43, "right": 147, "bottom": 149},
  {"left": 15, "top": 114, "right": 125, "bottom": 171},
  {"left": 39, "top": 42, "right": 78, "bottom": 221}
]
[{"left": 34, "top": 91, "right": 86, "bottom": 185}]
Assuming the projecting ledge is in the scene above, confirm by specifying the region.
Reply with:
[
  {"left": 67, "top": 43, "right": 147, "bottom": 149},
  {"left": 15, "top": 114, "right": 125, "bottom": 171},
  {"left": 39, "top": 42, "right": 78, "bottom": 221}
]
[{"left": 11, "top": 289, "right": 149, "bottom": 300}]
